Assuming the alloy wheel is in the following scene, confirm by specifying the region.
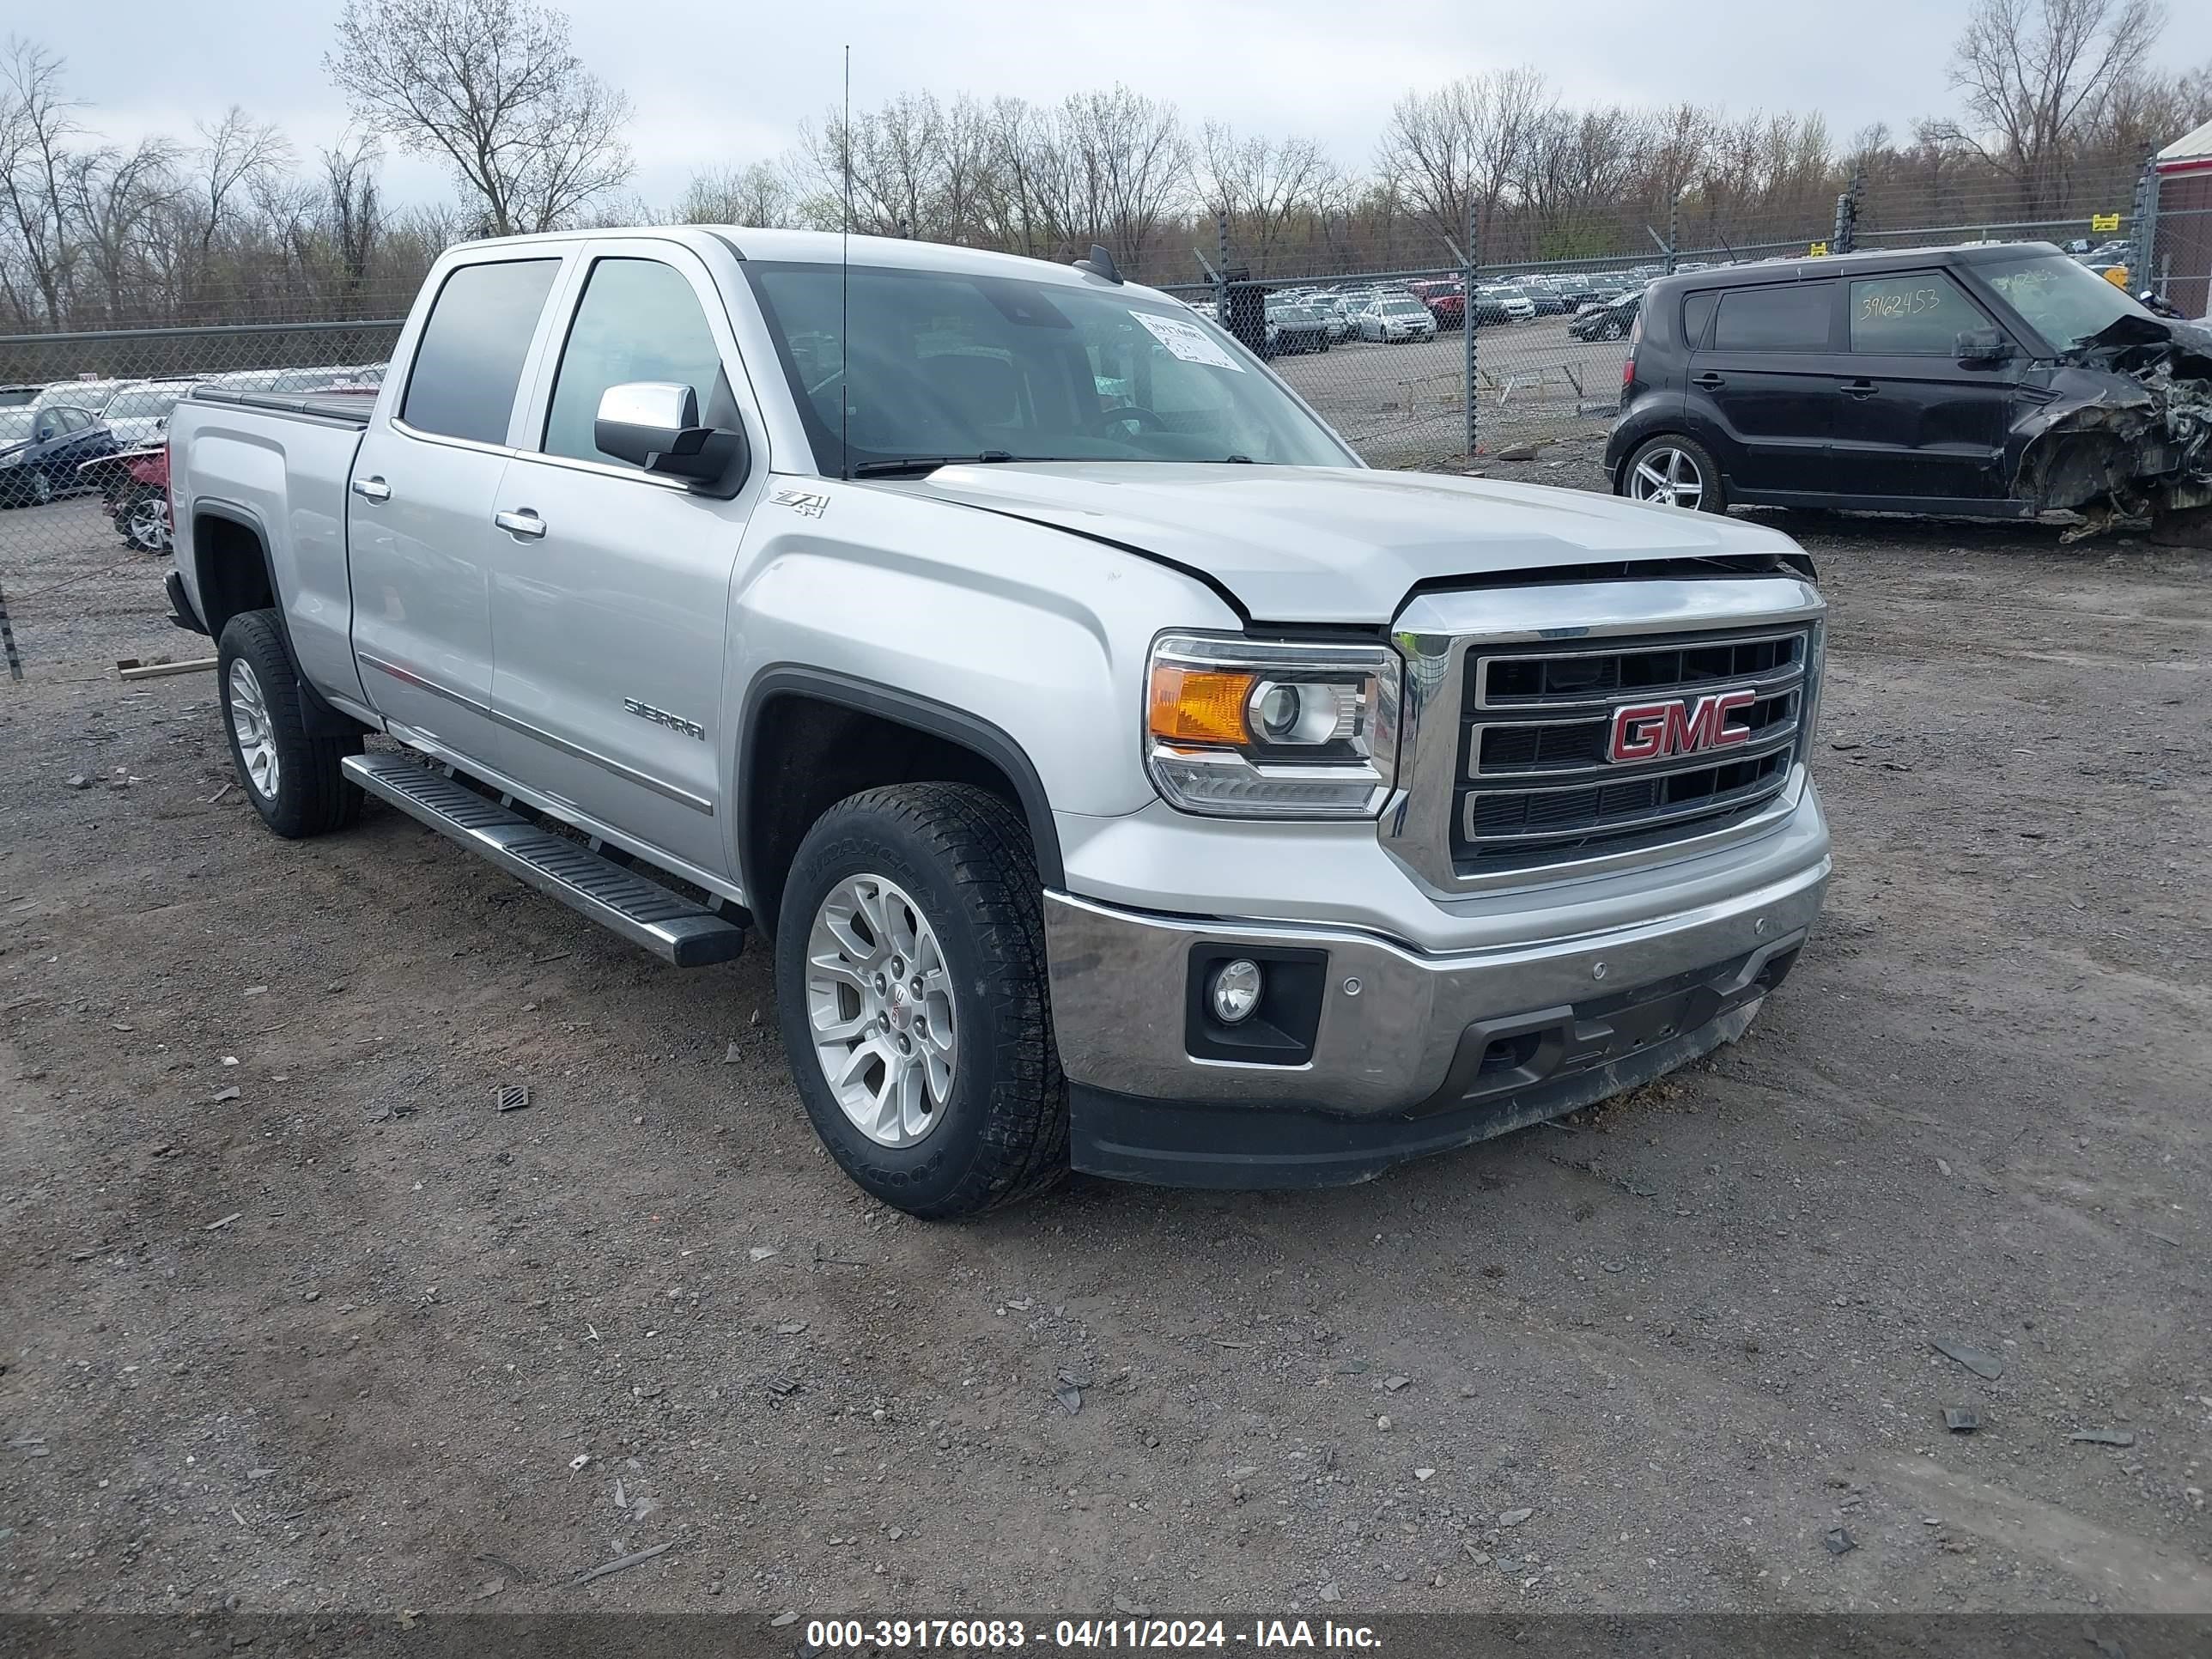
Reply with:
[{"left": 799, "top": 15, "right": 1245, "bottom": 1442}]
[
  {"left": 227, "top": 658, "right": 281, "bottom": 800},
  {"left": 1628, "top": 447, "right": 1705, "bottom": 510},
  {"left": 804, "top": 873, "right": 957, "bottom": 1148},
  {"left": 125, "top": 495, "right": 169, "bottom": 552}
]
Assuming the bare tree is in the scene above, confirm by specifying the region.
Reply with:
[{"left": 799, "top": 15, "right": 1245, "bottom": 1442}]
[
  {"left": 325, "top": 0, "right": 633, "bottom": 236},
  {"left": 319, "top": 131, "right": 384, "bottom": 303},
  {"left": 1376, "top": 68, "right": 1553, "bottom": 254},
  {"left": 678, "top": 161, "right": 796, "bottom": 228},
  {"left": 0, "top": 35, "right": 83, "bottom": 321},
  {"left": 1195, "top": 124, "right": 1332, "bottom": 273},
  {"left": 64, "top": 136, "right": 179, "bottom": 323},
  {"left": 1925, "top": 0, "right": 2166, "bottom": 209},
  {"left": 194, "top": 106, "right": 292, "bottom": 262}
]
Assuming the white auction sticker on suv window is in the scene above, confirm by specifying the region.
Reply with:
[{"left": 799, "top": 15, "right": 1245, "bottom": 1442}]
[{"left": 1133, "top": 311, "right": 1244, "bottom": 371}]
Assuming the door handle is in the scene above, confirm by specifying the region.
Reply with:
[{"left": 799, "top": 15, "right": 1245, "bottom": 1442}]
[
  {"left": 350, "top": 475, "right": 391, "bottom": 502},
  {"left": 494, "top": 507, "right": 547, "bottom": 539},
  {"left": 1691, "top": 372, "right": 1725, "bottom": 389},
  {"left": 1839, "top": 380, "right": 1879, "bottom": 398}
]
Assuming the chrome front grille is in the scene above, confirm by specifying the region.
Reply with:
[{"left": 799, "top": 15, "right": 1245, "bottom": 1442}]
[
  {"left": 1380, "top": 576, "right": 1826, "bottom": 893},
  {"left": 1454, "top": 627, "right": 1810, "bottom": 872}
]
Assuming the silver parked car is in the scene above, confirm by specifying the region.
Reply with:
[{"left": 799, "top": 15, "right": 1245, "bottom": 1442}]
[
  {"left": 100, "top": 379, "right": 204, "bottom": 447},
  {"left": 1356, "top": 295, "right": 1439, "bottom": 342}
]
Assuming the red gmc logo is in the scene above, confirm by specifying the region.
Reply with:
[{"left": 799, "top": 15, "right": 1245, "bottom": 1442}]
[{"left": 1607, "top": 690, "right": 1757, "bottom": 764}]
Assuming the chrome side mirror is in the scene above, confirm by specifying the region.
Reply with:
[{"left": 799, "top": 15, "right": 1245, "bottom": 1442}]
[{"left": 593, "top": 381, "right": 746, "bottom": 487}]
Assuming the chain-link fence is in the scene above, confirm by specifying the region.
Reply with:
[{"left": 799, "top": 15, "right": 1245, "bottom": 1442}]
[
  {"left": 0, "top": 152, "right": 2194, "bottom": 680},
  {"left": 0, "top": 317, "right": 403, "bottom": 679}
]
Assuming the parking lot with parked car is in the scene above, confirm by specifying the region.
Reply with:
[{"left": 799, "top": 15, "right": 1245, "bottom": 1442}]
[{"left": 4, "top": 396, "right": 2208, "bottom": 1615}]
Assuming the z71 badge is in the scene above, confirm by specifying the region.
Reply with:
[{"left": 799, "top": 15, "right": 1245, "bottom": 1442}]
[
  {"left": 770, "top": 489, "right": 830, "bottom": 518},
  {"left": 623, "top": 699, "right": 706, "bottom": 740}
]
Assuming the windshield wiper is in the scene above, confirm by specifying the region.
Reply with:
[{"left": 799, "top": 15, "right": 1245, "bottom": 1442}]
[{"left": 849, "top": 451, "right": 1019, "bottom": 478}]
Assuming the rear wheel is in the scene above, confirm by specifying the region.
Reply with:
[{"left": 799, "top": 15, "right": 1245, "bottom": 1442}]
[
  {"left": 217, "top": 610, "right": 363, "bottom": 838},
  {"left": 1621, "top": 434, "right": 1728, "bottom": 514},
  {"left": 775, "top": 782, "right": 1066, "bottom": 1218}
]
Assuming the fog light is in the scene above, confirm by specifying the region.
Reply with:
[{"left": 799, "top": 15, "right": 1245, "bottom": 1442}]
[{"left": 1210, "top": 958, "right": 1264, "bottom": 1025}]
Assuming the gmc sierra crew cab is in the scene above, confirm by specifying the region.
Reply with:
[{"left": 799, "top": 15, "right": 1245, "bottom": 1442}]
[{"left": 165, "top": 227, "right": 1832, "bottom": 1218}]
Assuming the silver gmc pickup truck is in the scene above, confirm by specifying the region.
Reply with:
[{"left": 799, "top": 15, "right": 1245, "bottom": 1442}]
[{"left": 165, "top": 227, "right": 1832, "bottom": 1217}]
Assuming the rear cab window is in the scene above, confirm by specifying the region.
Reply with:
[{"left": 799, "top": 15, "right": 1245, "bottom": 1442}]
[
  {"left": 1711, "top": 283, "right": 1838, "bottom": 351},
  {"left": 1848, "top": 271, "right": 1984, "bottom": 354},
  {"left": 401, "top": 258, "right": 562, "bottom": 445}
]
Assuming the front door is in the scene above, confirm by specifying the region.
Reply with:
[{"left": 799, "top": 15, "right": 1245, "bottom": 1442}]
[
  {"left": 348, "top": 255, "right": 567, "bottom": 758},
  {"left": 1830, "top": 270, "right": 2019, "bottom": 503},
  {"left": 483, "top": 243, "right": 763, "bottom": 882},
  {"left": 1689, "top": 280, "right": 1843, "bottom": 496}
]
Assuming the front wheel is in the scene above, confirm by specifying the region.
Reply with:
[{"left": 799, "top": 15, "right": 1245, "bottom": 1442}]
[
  {"left": 1600, "top": 320, "right": 1626, "bottom": 341},
  {"left": 1620, "top": 434, "right": 1729, "bottom": 514},
  {"left": 775, "top": 782, "right": 1067, "bottom": 1218},
  {"left": 217, "top": 610, "right": 364, "bottom": 838}
]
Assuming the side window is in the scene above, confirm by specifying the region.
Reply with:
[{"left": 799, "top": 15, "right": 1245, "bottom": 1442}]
[
  {"left": 1849, "top": 272, "right": 1980, "bottom": 354},
  {"left": 1681, "top": 291, "right": 1717, "bottom": 348},
  {"left": 1712, "top": 283, "right": 1837, "bottom": 351},
  {"left": 54, "top": 408, "right": 86, "bottom": 433},
  {"left": 401, "top": 258, "right": 561, "bottom": 446},
  {"left": 543, "top": 258, "right": 726, "bottom": 469}
]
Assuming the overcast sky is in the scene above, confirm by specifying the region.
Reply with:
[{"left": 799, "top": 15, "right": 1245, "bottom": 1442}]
[{"left": 21, "top": 0, "right": 2212, "bottom": 208}]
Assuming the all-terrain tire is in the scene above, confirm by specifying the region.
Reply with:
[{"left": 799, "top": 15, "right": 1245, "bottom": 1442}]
[{"left": 775, "top": 782, "right": 1067, "bottom": 1218}]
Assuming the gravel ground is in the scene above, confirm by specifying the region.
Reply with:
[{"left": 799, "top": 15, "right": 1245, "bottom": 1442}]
[{"left": 2, "top": 463, "right": 2209, "bottom": 1621}]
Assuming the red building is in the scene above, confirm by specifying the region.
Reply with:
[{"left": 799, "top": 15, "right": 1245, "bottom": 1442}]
[{"left": 2155, "top": 116, "right": 2212, "bottom": 319}]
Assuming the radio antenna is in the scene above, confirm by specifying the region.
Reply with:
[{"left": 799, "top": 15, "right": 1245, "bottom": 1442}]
[{"left": 839, "top": 43, "right": 852, "bottom": 483}]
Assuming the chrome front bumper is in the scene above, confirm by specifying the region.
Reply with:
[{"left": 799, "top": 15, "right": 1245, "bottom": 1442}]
[{"left": 1044, "top": 840, "right": 1826, "bottom": 1116}]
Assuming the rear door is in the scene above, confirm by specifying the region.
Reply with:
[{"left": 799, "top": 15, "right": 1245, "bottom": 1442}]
[
  {"left": 348, "top": 253, "right": 567, "bottom": 760},
  {"left": 1688, "top": 280, "right": 1842, "bottom": 496},
  {"left": 481, "top": 240, "right": 764, "bottom": 880},
  {"left": 1830, "top": 269, "right": 2021, "bottom": 503}
]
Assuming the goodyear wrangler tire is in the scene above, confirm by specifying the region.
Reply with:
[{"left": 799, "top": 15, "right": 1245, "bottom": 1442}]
[{"left": 775, "top": 782, "right": 1067, "bottom": 1218}]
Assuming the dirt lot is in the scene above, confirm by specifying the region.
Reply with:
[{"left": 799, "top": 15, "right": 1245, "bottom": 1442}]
[{"left": 3, "top": 460, "right": 2209, "bottom": 1622}]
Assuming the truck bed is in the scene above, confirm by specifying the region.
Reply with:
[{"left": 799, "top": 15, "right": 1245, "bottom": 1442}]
[{"left": 187, "top": 385, "right": 376, "bottom": 426}]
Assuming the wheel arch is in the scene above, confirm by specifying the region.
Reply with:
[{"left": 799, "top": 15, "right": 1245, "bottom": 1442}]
[
  {"left": 189, "top": 501, "right": 280, "bottom": 641},
  {"left": 738, "top": 666, "right": 1066, "bottom": 942},
  {"left": 192, "top": 501, "right": 363, "bottom": 739}
]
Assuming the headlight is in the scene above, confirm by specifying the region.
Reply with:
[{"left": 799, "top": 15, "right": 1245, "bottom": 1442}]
[{"left": 1145, "top": 633, "right": 1401, "bottom": 818}]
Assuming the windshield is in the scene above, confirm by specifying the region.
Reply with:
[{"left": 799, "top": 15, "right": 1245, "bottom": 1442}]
[
  {"left": 1380, "top": 300, "right": 1426, "bottom": 316},
  {"left": 744, "top": 262, "right": 1355, "bottom": 471},
  {"left": 1979, "top": 252, "right": 2149, "bottom": 350},
  {"left": 0, "top": 410, "right": 33, "bottom": 441}
]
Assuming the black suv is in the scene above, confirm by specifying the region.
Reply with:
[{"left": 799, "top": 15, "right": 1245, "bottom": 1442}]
[{"left": 1603, "top": 242, "right": 2212, "bottom": 519}]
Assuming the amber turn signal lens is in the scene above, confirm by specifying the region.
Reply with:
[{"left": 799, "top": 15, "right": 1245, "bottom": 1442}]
[{"left": 1148, "top": 665, "right": 1255, "bottom": 746}]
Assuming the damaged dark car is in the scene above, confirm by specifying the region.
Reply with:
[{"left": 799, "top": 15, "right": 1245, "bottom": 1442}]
[{"left": 1604, "top": 242, "right": 2212, "bottom": 526}]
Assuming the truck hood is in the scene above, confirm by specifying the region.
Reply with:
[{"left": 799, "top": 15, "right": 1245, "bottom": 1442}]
[{"left": 891, "top": 462, "right": 1805, "bottom": 623}]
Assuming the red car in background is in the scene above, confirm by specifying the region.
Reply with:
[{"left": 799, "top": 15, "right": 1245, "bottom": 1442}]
[
  {"left": 1407, "top": 280, "right": 1465, "bottom": 331},
  {"left": 78, "top": 441, "right": 171, "bottom": 552}
]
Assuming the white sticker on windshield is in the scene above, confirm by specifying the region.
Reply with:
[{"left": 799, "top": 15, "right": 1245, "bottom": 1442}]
[{"left": 1133, "top": 310, "right": 1245, "bottom": 372}]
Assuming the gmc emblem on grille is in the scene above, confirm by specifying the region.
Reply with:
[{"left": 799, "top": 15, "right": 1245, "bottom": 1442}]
[{"left": 1607, "top": 690, "right": 1756, "bottom": 764}]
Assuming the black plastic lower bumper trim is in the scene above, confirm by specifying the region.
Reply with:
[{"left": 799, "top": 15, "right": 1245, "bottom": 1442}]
[{"left": 1070, "top": 987, "right": 1777, "bottom": 1191}]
